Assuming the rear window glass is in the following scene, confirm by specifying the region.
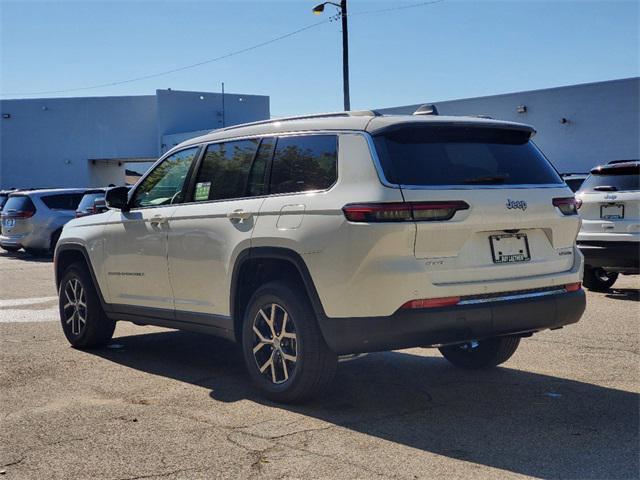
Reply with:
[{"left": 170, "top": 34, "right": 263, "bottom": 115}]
[
  {"left": 41, "top": 193, "right": 84, "bottom": 210},
  {"left": 270, "top": 135, "right": 338, "bottom": 194},
  {"left": 579, "top": 165, "right": 640, "bottom": 192},
  {"left": 373, "top": 126, "right": 562, "bottom": 186},
  {"left": 3, "top": 196, "right": 35, "bottom": 213},
  {"left": 77, "top": 193, "right": 105, "bottom": 210}
]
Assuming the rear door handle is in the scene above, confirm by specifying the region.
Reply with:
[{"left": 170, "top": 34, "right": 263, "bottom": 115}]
[
  {"left": 150, "top": 215, "right": 168, "bottom": 226},
  {"left": 227, "top": 209, "right": 253, "bottom": 220}
]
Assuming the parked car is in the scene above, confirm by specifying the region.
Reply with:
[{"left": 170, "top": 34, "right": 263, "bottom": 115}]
[
  {"left": 576, "top": 161, "right": 639, "bottom": 290},
  {"left": 562, "top": 173, "right": 589, "bottom": 193},
  {"left": 54, "top": 110, "right": 585, "bottom": 403},
  {"left": 76, "top": 189, "right": 108, "bottom": 218},
  {"left": 0, "top": 188, "right": 87, "bottom": 254},
  {"left": 0, "top": 190, "right": 13, "bottom": 212}
]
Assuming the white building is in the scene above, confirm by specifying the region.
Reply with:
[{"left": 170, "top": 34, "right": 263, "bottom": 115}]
[{"left": 379, "top": 77, "right": 640, "bottom": 173}]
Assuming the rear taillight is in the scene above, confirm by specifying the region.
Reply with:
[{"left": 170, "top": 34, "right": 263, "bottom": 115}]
[
  {"left": 2, "top": 210, "right": 35, "bottom": 219},
  {"left": 401, "top": 296, "right": 461, "bottom": 309},
  {"left": 565, "top": 282, "right": 582, "bottom": 292},
  {"left": 343, "top": 201, "right": 469, "bottom": 223},
  {"left": 553, "top": 197, "right": 580, "bottom": 215}
]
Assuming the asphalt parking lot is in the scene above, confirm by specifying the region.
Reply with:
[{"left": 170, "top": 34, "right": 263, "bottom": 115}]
[{"left": 0, "top": 251, "right": 638, "bottom": 480}]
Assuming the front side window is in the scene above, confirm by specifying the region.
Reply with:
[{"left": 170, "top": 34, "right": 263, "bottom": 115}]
[
  {"left": 131, "top": 148, "right": 198, "bottom": 208},
  {"left": 192, "top": 139, "right": 259, "bottom": 202},
  {"left": 373, "top": 126, "right": 563, "bottom": 186},
  {"left": 269, "top": 135, "right": 338, "bottom": 194}
]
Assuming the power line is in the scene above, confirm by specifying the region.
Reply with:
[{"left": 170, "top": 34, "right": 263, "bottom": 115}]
[
  {"left": 0, "top": 0, "right": 447, "bottom": 97},
  {"left": 351, "top": 0, "right": 446, "bottom": 17}
]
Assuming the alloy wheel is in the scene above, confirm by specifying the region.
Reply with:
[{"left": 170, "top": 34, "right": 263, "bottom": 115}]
[
  {"left": 62, "top": 277, "right": 87, "bottom": 336},
  {"left": 252, "top": 303, "right": 298, "bottom": 384}
]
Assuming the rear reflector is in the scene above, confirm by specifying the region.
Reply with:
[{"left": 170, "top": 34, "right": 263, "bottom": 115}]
[
  {"left": 565, "top": 282, "right": 582, "bottom": 292},
  {"left": 553, "top": 197, "right": 580, "bottom": 215},
  {"left": 401, "top": 296, "right": 461, "bottom": 309},
  {"left": 343, "top": 201, "right": 469, "bottom": 223}
]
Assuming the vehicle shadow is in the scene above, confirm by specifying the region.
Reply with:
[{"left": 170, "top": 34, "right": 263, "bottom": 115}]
[
  {"left": 605, "top": 288, "right": 639, "bottom": 302},
  {"left": 90, "top": 330, "right": 639, "bottom": 479},
  {"left": 0, "top": 250, "right": 52, "bottom": 263}
]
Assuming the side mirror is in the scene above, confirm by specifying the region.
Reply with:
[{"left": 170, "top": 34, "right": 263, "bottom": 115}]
[{"left": 105, "top": 186, "right": 130, "bottom": 212}]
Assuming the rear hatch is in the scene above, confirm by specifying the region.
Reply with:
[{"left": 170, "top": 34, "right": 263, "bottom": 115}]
[
  {"left": 371, "top": 123, "right": 579, "bottom": 285},
  {"left": 1, "top": 195, "right": 37, "bottom": 238},
  {"left": 576, "top": 163, "right": 640, "bottom": 237}
]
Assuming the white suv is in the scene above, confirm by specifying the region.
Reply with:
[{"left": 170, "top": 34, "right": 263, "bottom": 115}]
[
  {"left": 54, "top": 111, "right": 586, "bottom": 403},
  {"left": 576, "top": 161, "right": 639, "bottom": 290}
]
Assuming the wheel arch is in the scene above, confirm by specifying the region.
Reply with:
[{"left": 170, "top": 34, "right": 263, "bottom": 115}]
[
  {"left": 55, "top": 243, "right": 110, "bottom": 311},
  {"left": 230, "top": 247, "right": 327, "bottom": 343}
]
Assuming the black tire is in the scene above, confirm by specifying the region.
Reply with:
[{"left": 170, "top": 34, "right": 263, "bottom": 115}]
[
  {"left": 583, "top": 266, "right": 618, "bottom": 292},
  {"left": 58, "top": 262, "right": 115, "bottom": 348},
  {"left": 241, "top": 281, "right": 337, "bottom": 403},
  {"left": 439, "top": 336, "right": 521, "bottom": 370},
  {"left": 0, "top": 245, "right": 20, "bottom": 252}
]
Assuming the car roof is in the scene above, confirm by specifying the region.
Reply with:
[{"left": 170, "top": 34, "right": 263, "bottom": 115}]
[
  {"left": 175, "top": 112, "right": 536, "bottom": 153},
  {"left": 590, "top": 161, "right": 640, "bottom": 174},
  {"left": 9, "top": 188, "right": 88, "bottom": 197}
]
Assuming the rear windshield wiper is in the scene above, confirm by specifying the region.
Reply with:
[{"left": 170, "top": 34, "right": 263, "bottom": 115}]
[
  {"left": 593, "top": 186, "right": 618, "bottom": 191},
  {"left": 462, "top": 175, "right": 509, "bottom": 184}
]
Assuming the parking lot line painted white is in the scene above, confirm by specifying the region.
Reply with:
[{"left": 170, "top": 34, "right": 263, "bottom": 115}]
[
  {"left": 0, "top": 296, "right": 58, "bottom": 308},
  {"left": 0, "top": 307, "right": 59, "bottom": 323}
]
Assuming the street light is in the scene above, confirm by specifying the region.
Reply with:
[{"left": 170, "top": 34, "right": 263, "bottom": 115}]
[{"left": 313, "top": 1, "right": 350, "bottom": 111}]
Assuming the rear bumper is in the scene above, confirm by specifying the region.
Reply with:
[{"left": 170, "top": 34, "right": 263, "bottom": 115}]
[
  {"left": 577, "top": 241, "right": 639, "bottom": 270},
  {"left": 0, "top": 234, "right": 25, "bottom": 248},
  {"left": 319, "top": 289, "right": 586, "bottom": 355}
]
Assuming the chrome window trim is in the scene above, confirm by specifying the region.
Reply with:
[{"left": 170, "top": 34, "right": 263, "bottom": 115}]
[{"left": 457, "top": 288, "right": 567, "bottom": 306}]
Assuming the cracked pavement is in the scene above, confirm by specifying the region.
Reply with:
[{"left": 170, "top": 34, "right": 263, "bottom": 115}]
[{"left": 0, "top": 251, "right": 638, "bottom": 479}]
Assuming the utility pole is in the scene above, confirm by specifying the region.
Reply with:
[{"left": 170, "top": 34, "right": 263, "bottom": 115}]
[
  {"left": 221, "top": 82, "right": 226, "bottom": 128},
  {"left": 313, "top": 1, "right": 351, "bottom": 111},
  {"left": 340, "top": 0, "right": 350, "bottom": 111}
]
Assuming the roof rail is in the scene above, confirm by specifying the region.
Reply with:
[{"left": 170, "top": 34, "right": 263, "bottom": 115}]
[{"left": 212, "top": 110, "right": 381, "bottom": 133}]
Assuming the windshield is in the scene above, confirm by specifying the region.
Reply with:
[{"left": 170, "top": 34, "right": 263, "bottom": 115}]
[
  {"left": 373, "top": 126, "right": 563, "bottom": 186},
  {"left": 78, "top": 193, "right": 104, "bottom": 210}
]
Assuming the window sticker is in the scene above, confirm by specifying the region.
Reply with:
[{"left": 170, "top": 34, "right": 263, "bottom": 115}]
[{"left": 195, "top": 181, "right": 211, "bottom": 201}]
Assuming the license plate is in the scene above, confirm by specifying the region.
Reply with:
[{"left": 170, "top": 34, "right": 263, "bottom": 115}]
[
  {"left": 490, "top": 233, "right": 530, "bottom": 264},
  {"left": 2, "top": 218, "right": 15, "bottom": 228},
  {"left": 600, "top": 203, "right": 624, "bottom": 220}
]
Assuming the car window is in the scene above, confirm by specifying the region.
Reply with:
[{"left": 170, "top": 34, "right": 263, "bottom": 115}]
[
  {"left": 2, "top": 195, "right": 36, "bottom": 214},
  {"left": 0, "top": 195, "right": 8, "bottom": 210},
  {"left": 247, "top": 138, "right": 275, "bottom": 197},
  {"left": 269, "top": 135, "right": 338, "bottom": 194},
  {"left": 41, "top": 193, "right": 84, "bottom": 210},
  {"left": 77, "top": 193, "right": 105, "bottom": 210},
  {"left": 131, "top": 148, "right": 198, "bottom": 208},
  {"left": 579, "top": 165, "right": 640, "bottom": 192},
  {"left": 373, "top": 126, "right": 563, "bottom": 186},
  {"left": 192, "top": 139, "right": 259, "bottom": 202}
]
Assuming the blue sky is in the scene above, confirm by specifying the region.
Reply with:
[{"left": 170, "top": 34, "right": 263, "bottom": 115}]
[{"left": 1, "top": 0, "right": 638, "bottom": 116}]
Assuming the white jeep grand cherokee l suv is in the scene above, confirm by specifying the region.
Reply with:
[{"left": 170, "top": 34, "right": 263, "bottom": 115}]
[
  {"left": 54, "top": 111, "right": 586, "bottom": 403},
  {"left": 576, "top": 161, "right": 639, "bottom": 291}
]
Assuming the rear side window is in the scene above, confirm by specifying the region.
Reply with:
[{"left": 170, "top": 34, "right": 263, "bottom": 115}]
[
  {"left": 579, "top": 165, "right": 640, "bottom": 192},
  {"left": 41, "top": 193, "right": 84, "bottom": 210},
  {"left": 373, "top": 126, "right": 563, "bottom": 186},
  {"left": 2, "top": 196, "right": 35, "bottom": 213},
  {"left": 192, "top": 139, "right": 259, "bottom": 201},
  {"left": 0, "top": 195, "right": 8, "bottom": 210},
  {"left": 269, "top": 135, "right": 338, "bottom": 194}
]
